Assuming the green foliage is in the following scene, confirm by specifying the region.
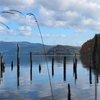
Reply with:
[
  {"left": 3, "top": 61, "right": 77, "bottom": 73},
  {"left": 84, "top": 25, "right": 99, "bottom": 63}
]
[
  {"left": 46, "top": 45, "right": 80, "bottom": 55},
  {"left": 80, "top": 33, "right": 100, "bottom": 55}
]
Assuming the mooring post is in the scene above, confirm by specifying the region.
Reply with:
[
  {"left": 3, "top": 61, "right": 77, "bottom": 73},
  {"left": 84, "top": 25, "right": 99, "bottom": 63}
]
[
  {"left": 73, "top": 62, "right": 77, "bottom": 83},
  {"left": 1, "top": 56, "right": 4, "bottom": 74},
  {"left": 52, "top": 57, "right": 54, "bottom": 76},
  {"left": 30, "top": 52, "right": 32, "bottom": 81},
  {"left": 11, "top": 61, "right": 13, "bottom": 71},
  {"left": 0, "top": 56, "right": 4, "bottom": 78},
  {"left": 17, "top": 44, "right": 20, "bottom": 68},
  {"left": 1, "top": 56, "right": 3, "bottom": 69},
  {"left": 73, "top": 54, "right": 77, "bottom": 83},
  {"left": 91, "top": 34, "right": 98, "bottom": 100},
  {"left": 96, "top": 68, "right": 98, "bottom": 83},
  {"left": 0, "top": 55, "right": 1, "bottom": 79},
  {"left": 63, "top": 56, "right": 66, "bottom": 81},
  {"left": 92, "top": 34, "right": 98, "bottom": 68},
  {"left": 68, "top": 83, "right": 71, "bottom": 100},
  {"left": 17, "top": 69, "right": 20, "bottom": 89},
  {"left": 39, "top": 64, "right": 41, "bottom": 73},
  {"left": 30, "top": 52, "right": 32, "bottom": 68},
  {"left": 17, "top": 44, "right": 20, "bottom": 89},
  {"left": 89, "top": 66, "right": 92, "bottom": 84},
  {"left": 74, "top": 54, "right": 77, "bottom": 68}
]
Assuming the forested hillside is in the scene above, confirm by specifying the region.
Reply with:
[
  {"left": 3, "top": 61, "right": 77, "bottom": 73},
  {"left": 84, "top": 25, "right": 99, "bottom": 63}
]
[
  {"left": 46, "top": 45, "right": 80, "bottom": 55},
  {"left": 0, "top": 41, "right": 80, "bottom": 55},
  {"left": 80, "top": 34, "right": 100, "bottom": 55}
]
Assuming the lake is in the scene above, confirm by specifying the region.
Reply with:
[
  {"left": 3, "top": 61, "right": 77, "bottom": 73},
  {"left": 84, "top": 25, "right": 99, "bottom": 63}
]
[{"left": 0, "top": 55, "right": 99, "bottom": 100}]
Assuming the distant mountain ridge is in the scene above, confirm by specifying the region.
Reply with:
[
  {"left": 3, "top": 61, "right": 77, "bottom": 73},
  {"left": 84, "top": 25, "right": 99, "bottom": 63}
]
[
  {"left": 0, "top": 41, "right": 80, "bottom": 55},
  {"left": 46, "top": 45, "right": 80, "bottom": 55},
  {"left": 0, "top": 41, "right": 53, "bottom": 55}
]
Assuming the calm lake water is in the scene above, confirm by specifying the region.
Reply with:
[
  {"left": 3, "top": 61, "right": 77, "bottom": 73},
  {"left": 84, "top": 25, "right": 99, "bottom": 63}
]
[{"left": 0, "top": 55, "right": 99, "bottom": 100}]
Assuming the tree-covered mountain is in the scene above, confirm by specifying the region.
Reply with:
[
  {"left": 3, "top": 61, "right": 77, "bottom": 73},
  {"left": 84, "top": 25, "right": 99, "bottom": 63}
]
[
  {"left": 0, "top": 41, "right": 80, "bottom": 55},
  {"left": 46, "top": 45, "right": 80, "bottom": 55},
  {"left": 80, "top": 33, "right": 100, "bottom": 55},
  {"left": 0, "top": 41, "right": 53, "bottom": 55}
]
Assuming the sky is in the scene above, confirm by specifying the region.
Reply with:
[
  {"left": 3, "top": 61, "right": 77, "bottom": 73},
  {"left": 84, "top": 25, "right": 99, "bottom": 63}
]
[{"left": 0, "top": 0, "right": 100, "bottom": 46}]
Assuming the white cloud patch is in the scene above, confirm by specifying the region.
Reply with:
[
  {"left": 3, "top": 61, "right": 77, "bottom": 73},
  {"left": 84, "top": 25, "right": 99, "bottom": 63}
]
[
  {"left": 35, "top": 0, "right": 100, "bottom": 31},
  {"left": 17, "top": 26, "right": 32, "bottom": 36},
  {"left": 3, "top": 29, "right": 17, "bottom": 35},
  {"left": 0, "top": 26, "right": 5, "bottom": 33},
  {"left": 74, "top": 29, "right": 87, "bottom": 33},
  {"left": 0, "top": 15, "right": 8, "bottom": 23},
  {"left": 18, "top": 15, "right": 37, "bottom": 26},
  {"left": 0, "top": 0, "right": 35, "bottom": 11},
  {"left": 54, "top": 39, "right": 83, "bottom": 46},
  {"left": 70, "top": 35, "right": 79, "bottom": 38},
  {"left": 1, "top": 0, "right": 100, "bottom": 32},
  {"left": 33, "top": 34, "right": 66, "bottom": 38}
]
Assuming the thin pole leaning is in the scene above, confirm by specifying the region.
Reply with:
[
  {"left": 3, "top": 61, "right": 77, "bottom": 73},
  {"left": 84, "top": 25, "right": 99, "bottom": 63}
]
[{"left": 26, "top": 13, "right": 54, "bottom": 100}]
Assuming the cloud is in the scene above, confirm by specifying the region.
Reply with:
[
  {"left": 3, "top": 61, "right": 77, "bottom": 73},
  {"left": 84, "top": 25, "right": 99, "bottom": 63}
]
[
  {"left": 70, "top": 35, "right": 79, "bottom": 38},
  {"left": 0, "top": 24, "right": 66, "bottom": 38},
  {"left": 35, "top": 0, "right": 100, "bottom": 31},
  {"left": 0, "top": 26, "right": 5, "bottom": 33},
  {"left": 17, "top": 26, "right": 32, "bottom": 36},
  {"left": 0, "top": 15, "right": 8, "bottom": 23},
  {"left": 74, "top": 29, "right": 87, "bottom": 33},
  {"left": 33, "top": 34, "right": 66, "bottom": 38},
  {"left": 1, "top": 0, "right": 100, "bottom": 31},
  {"left": 0, "top": 0, "right": 35, "bottom": 11},
  {"left": 54, "top": 40, "right": 83, "bottom": 46},
  {"left": 17, "top": 15, "right": 36, "bottom": 26}
]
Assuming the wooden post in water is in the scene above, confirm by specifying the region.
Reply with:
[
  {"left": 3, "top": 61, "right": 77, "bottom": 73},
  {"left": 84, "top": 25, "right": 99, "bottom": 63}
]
[
  {"left": 0, "top": 55, "right": 5, "bottom": 81},
  {"left": 30, "top": 52, "right": 32, "bottom": 82},
  {"left": 1, "top": 56, "right": 3, "bottom": 78},
  {"left": 52, "top": 57, "right": 54, "bottom": 76},
  {"left": 11, "top": 61, "right": 13, "bottom": 71},
  {"left": 91, "top": 34, "right": 98, "bottom": 100},
  {"left": 89, "top": 66, "right": 92, "bottom": 84},
  {"left": 68, "top": 83, "right": 71, "bottom": 100},
  {"left": 73, "top": 55, "right": 77, "bottom": 83},
  {"left": 39, "top": 64, "right": 41, "bottom": 73},
  {"left": 0, "top": 56, "right": 1, "bottom": 80},
  {"left": 1, "top": 56, "right": 3, "bottom": 69},
  {"left": 74, "top": 54, "right": 77, "bottom": 68},
  {"left": 17, "top": 44, "right": 20, "bottom": 68},
  {"left": 63, "top": 56, "right": 66, "bottom": 81},
  {"left": 92, "top": 34, "right": 98, "bottom": 68},
  {"left": 17, "top": 69, "right": 20, "bottom": 89},
  {"left": 0, "top": 56, "right": 5, "bottom": 78},
  {"left": 17, "top": 44, "right": 20, "bottom": 88},
  {"left": 96, "top": 68, "right": 98, "bottom": 83}
]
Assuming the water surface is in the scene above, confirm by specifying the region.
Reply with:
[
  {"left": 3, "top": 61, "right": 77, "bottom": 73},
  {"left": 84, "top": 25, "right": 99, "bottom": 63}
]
[{"left": 0, "top": 55, "right": 99, "bottom": 100}]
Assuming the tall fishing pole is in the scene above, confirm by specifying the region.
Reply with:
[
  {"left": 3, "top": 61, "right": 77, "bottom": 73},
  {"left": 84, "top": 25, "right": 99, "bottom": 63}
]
[
  {"left": 0, "top": 22, "right": 10, "bottom": 29},
  {"left": 0, "top": 10, "right": 54, "bottom": 99},
  {"left": 0, "top": 10, "right": 24, "bottom": 29},
  {"left": 26, "top": 13, "right": 54, "bottom": 100}
]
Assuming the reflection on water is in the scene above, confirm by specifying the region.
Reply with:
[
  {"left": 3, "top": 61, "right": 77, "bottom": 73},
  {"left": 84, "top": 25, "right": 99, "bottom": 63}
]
[{"left": 0, "top": 55, "right": 99, "bottom": 100}]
